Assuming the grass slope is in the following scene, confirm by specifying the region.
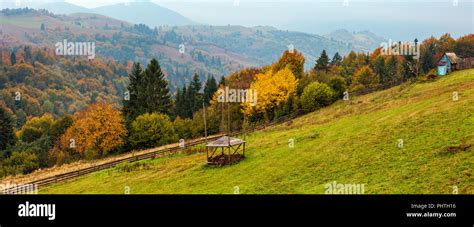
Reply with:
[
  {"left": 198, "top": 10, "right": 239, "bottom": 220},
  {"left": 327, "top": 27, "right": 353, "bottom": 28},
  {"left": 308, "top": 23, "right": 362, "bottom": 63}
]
[{"left": 42, "top": 69, "right": 474, "bottom": 194}]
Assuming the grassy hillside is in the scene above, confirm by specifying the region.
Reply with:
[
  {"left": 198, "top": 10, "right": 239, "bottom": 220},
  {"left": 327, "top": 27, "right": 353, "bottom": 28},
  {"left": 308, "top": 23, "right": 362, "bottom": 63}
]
[{"left": 41, "top": 69, "right": 474, "bottom": 194}]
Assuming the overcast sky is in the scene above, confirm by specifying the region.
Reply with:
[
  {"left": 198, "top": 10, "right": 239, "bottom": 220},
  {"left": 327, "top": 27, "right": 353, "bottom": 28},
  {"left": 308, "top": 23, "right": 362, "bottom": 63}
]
[{"left": 2, "top": 0, "right": 473, "bottom": 40}]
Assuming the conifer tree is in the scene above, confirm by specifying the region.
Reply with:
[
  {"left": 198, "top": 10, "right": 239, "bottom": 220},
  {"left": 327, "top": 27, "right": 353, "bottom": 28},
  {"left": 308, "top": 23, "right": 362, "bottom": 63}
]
[
  {"left": 123, "top": 59, "right": 172, "bottom": 124},
  {"left": 0, "top": 105, "right": 15, "bottom": 152},
  {"left": 330, "top": 52, "right": 342, "bottom": 66},
  {"left": 314, "top": 50, "right": 329, "bottom": 71},
  {"left": 10, "top": 51, "right": 16, "bottom": 65},
  {"left": 203, "top": 76, "right": 218, "bottom": 106}
]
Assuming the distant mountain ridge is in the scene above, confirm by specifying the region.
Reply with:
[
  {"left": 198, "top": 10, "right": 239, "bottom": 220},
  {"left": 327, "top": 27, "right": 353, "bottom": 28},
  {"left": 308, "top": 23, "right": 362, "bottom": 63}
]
[
  {"left": 324, "top": 29, "right": 386, "bottom": 52},
  {"left": 93, "top": 2, "right": 197, "bottom": 27},
  {"left": 33, "top": 1, "right": 197, "bottom": 27}
]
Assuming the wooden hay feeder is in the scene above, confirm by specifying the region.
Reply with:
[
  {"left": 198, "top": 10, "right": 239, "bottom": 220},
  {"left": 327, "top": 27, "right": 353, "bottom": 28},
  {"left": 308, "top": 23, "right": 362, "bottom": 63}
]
[{"left": 206, "top": 136, "right": 245, "bottom": 166}]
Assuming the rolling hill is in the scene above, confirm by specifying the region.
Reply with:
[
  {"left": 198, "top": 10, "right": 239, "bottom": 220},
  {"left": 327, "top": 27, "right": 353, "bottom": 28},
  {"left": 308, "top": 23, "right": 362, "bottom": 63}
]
[
  {"left": 324, "top": 29, "right": 386, "bottom": 53},
  {"left": 0, "top": 8, "right": 383, "bottom": 88},
  {"left": 36, "top": 2, "right": 94, "bottom": 15},
  {"left": 39, "top": 69, "right": 474, "bottom": 194},
  {"left": 93, "top": 2, "right": 197, "bottom": 27}
]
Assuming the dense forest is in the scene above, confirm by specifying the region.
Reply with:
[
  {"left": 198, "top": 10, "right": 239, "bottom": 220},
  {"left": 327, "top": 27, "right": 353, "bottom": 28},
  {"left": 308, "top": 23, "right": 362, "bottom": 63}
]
[
  {"left": 0, "top": 9, "right": 473, "bottom": 177},
  {"left": 0, "top": 8, "right": 384, "bottom": 90}
]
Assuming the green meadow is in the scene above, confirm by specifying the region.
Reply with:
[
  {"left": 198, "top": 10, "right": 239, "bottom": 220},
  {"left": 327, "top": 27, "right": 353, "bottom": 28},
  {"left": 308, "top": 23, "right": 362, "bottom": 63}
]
[{"left": 41, "top": 69, "right": 474, "bottom": 194}]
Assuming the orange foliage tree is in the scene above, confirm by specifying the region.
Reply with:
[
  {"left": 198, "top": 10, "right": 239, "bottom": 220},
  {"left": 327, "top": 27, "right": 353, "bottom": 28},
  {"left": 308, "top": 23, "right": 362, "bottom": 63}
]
[
  {"left": 271, "top": 49, "right": 305, "bottom": 79},
  {"left": 351, "top": 65, "right": 379, "bottom": 92},
  {"left": 59, "top": 103, "right": 126, "bottom": 158}
]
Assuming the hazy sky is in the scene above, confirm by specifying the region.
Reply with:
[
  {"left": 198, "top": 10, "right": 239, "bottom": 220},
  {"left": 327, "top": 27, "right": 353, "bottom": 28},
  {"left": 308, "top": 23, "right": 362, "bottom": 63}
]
[{"left": 2, "top": 0, "right": 473, "bottom": 40}]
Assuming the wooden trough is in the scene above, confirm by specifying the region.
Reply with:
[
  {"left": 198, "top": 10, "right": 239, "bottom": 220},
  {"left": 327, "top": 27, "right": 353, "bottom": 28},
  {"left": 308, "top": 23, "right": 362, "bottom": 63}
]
[{"left": 206, "top": 136, "right": 245, "bottom": 166}]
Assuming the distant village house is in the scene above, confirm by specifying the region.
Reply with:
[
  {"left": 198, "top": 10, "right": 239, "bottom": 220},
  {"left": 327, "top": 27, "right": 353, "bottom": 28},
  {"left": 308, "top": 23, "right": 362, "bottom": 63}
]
[
  {"left": 437, "top": 52, "right": 459, "bottom": 76},
  {"left": 438, "top": 52, "right": 474, "bottom": 76}
]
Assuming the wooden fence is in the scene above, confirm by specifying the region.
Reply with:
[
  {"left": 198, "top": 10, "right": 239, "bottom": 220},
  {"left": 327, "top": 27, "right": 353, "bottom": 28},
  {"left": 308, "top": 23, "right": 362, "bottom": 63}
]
[{"left": 1, "top": 111, "right": 302, "bottom": 194}]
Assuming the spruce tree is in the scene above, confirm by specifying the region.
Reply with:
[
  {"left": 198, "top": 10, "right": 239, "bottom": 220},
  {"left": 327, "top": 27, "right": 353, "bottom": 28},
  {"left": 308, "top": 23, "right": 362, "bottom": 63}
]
[
  {"left": 123, "top": 59, "right": 172, "bottom": 124},
  {"left": 175, "top": 86, "right": 188, "bottom": 118},
  {"left": 123, "top": 62, "right": 144, "bottom": 125},
  {"left": 330, "top": 52, "right": 342, "bottom": 65},
  {"left": 181, "top": 86, "right": 191, "bottom": 118},
  {"left": 421, "top": 43, "right": 435, "bottom": 73},
  {"left": 203, "top": 76, "right": 218, "bottom": 106},
  {"left": 10, "top": 51, "right": 16, "bottom": 65},
  {"left": 314, "top": 50, "right": 329, "bottom": 71},
  {"left": 386, "top": 56, "right": 398, "bottom": 83},
  {"left": 188, "top": 73, "right": 202, "bottom": 113},
  {"left": 373, "top": 56, "right": 388, "bottom": 85},
  {"left": 219, "top": 76, "right": 226, "bottom": 86},
  {"left": 142, "top": 59, "right": 172, "bottom": 115},
  {"left": 174, "top": 87, "right": 182, "bottom": 117},
  {"left": 0, "top": 105, "right": 15, "bottom": 152}
]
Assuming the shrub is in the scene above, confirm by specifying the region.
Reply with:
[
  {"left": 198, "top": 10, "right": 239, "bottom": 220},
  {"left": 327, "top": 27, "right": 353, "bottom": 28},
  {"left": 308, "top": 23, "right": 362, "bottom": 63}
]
[
  {"left": 17, "top": 114, "right": 54, "bottom": 143},
  {"left": 0, "top": 151, "right": 39, "bottom": 176},
  {"left": 424, "top": 69, "right": 438, "bottom": 81},
  {"left": 49, "top": 115, "right": 74, "bottom": 143},
  {"left": 328, "top": 76, "right": 347, "bottom": 101},
  {"left": 116, "top": 162, "right": 151, "bottom": 173},
  {"left": 300, "top": 81, "right": 334, "bottom": 113},
  {"left": 7, "top": 136, "right": 52, "bottom": 168},
  {"left": 129, "top": 113, "right": 178, "bottom": 149},
  {"left": 173, "top": 117, "right": 194, "bottom": 139}
]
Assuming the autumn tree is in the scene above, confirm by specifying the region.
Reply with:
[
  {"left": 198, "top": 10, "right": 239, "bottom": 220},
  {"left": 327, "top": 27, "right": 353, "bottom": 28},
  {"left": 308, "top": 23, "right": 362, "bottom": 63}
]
[
  {"left": 271, "top": 49, "right": 305, "bottom": 79},
  {"left": 243, "top": 67, "right": 298, "bottom": 117},
  {"left": 59, "top": 103, "right": 127, "bottom": 158},
  {"left": 351, "top": 65, "right": 379, "bottom": 92},
  {"left": 437, "top": 33, "right": 455, "bottom": 54},
  {"left": 454, "top": 34, "right": 474, "bottom": 58}
]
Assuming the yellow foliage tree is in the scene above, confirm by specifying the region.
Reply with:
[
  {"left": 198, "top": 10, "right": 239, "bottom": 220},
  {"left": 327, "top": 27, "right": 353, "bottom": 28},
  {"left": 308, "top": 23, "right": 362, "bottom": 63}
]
[
  {"left": 243, "top": 67, "right": 298, "bottom": 116},
  {"left": 59, "top": 103, "right": 126, "bottom": 158}
]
